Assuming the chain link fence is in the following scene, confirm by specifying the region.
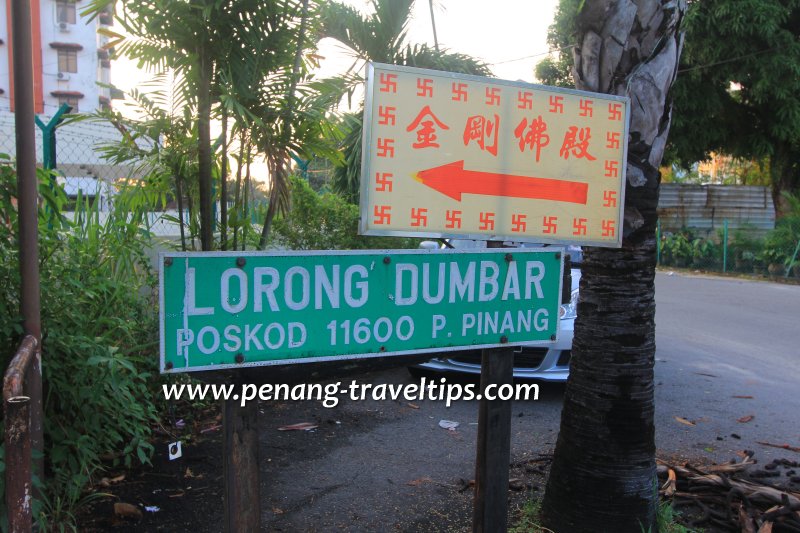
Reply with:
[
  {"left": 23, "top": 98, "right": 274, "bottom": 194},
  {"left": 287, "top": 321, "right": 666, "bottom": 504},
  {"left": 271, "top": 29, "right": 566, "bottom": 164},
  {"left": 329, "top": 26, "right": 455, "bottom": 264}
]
[
  {"left": 656, "top": 220, "right": 800, "bottom": 279},
  {"left": 50, "top": 117, "right": 185, "bottom": 236}
]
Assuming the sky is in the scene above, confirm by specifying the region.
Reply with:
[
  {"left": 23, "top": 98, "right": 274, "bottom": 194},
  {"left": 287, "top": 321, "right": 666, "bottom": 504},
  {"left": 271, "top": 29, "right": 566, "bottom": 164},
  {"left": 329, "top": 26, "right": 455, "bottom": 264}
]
[
  {"left": 107, "top": 0, "right": 560, "bottom": 183},
  {"left": 315, "top": 0, "right": 560, "bottom": 82},
  {"left": 111, "top": 0, "right": 560, "bottom": 97}
]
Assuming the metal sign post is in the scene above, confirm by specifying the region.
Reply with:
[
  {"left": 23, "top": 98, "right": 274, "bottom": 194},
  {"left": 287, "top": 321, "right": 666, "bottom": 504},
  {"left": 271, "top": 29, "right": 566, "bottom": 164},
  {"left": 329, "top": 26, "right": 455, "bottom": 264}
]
[
  {"left": 473, "top": 240, "right": 515, "bottom": 532},
  {"left": 360, "top": 62, "right": 630, "bottom": 530}
]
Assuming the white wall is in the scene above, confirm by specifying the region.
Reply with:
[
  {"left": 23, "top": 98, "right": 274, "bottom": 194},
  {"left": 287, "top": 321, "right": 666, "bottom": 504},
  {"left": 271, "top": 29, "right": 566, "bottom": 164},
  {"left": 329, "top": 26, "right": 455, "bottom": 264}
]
[{"left": 0, "top": 1, "right": 9, "bottom": 111}]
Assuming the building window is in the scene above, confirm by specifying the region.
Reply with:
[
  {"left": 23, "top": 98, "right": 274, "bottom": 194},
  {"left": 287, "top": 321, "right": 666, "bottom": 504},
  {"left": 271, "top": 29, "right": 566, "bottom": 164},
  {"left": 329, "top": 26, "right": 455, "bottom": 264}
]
[
  {"left": 56, "top": 1, "right": 76, "bottom": 24},
  {"left": 57, "top": 96, "right": 80, "bottom": 113},
  {"left": 57, "top": 49, "right": 78, "bottom": 73}
]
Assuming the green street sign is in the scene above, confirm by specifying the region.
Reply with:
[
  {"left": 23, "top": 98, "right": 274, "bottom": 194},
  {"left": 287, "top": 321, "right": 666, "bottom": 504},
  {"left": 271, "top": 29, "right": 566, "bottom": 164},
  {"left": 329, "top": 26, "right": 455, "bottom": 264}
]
[{"left": 160, "top": 249, "right": 563, "bottom": 373}]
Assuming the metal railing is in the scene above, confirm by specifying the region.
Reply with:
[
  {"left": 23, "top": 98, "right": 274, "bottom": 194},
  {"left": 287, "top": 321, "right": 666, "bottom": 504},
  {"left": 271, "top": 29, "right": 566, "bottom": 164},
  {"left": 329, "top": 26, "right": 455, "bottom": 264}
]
[{"left": 3, "top": 336, "right": 39, "bottom": 531}]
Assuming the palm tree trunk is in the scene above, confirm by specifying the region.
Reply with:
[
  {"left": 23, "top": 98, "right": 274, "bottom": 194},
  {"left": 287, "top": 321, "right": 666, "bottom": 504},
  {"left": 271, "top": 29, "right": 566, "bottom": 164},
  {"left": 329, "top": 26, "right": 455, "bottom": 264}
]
[
  {"left": 175, "top": 171, "right": 187, "bottom": 251},
  {"left": 232, "top": 129, "right": 246, "bottom": 251},
  {"left": 220, "top": 107, "right": 229, "bottom": 250},
  {"left": 197, "top": 44, "right": 214, "bottom": 252},
  {"left": 770, "top": 143, "right": 797, "bottom": 219},
  {"left": 242, "top": 142, "right": 252, "bottom": 251},
  {"left": 541, "top": 2, "right": 686, "bottom": 531},
  {"left": 259, "top": 0, "right": 310, "bottom": 250}
]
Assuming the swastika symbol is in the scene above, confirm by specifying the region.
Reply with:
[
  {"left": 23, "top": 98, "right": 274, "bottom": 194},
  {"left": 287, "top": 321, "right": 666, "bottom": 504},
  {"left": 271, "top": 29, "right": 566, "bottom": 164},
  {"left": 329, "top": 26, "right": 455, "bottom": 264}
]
[
  {"left": 517, "top": 91, "right": 533, "bottom": 110},
  {"left": 579, "top": 99, "right": 593, "bottom": 117},
  {"left": 602, "top": 219, "right": 616, "bottom": 237},
  {"left": 373, "top": 205, "right": 391, "bottom": 225},
  {"left": 604, "top": 160, "right": 619, "bottom": 178},
  {"left": 543, "top": 216, "right": 558, "bottom": 234},
  {"left": 573, "top": 218, "right": 587, "bottom": 236},
  {"left": 377, "top": 138, "right": 395, "bottom": 158},
  {"left": 603, "top": 190, "right": 617, "bottom": 207},
  {"left": 549, "top": 95, "right": 564, "bottom": 113},
  {"left": 606, "top": 131, "right": 620, "bottom": 149},
  {"left": 446, "top": 210, "right": 462, "bottom": 229},
  {"left": 479, "top": 212, "right": 495, "bottom": 231},
  {"left": 379, "top": 73, "right": 397, "bottom": 93},
  {"left": 485, "top": 87, "right": 501, "bottom": 106},
  {"left": 378, "top": 106, "right": 396, "bottom": 126},
  {"left": 410, "top": 208, "right": 428, "bottom": 227},
  {"left": 511, "top": 214, "right": 527, "bottom": 233},
  {"left": 375, "top": 172, "right": 393, "bottom": 192},
  {"left": 608, "top": 102, "right": 623, "bottom": 120},
  {"left": 452, "top": 82, "right": 468, "bottom": 102},
  {"left": 417, "top": 78, "right": 433, "bottom": 97}
]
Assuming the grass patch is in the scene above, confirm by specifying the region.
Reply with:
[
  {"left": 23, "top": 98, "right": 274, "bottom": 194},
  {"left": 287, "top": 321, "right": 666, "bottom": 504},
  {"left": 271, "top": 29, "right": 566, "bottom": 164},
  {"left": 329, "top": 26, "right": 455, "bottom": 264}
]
[
  {"left": 510, "top": 496, "right": 551, "bottom": 533},
  {"left": 509, "top": 499, "right": 700, "bottom": 532}
]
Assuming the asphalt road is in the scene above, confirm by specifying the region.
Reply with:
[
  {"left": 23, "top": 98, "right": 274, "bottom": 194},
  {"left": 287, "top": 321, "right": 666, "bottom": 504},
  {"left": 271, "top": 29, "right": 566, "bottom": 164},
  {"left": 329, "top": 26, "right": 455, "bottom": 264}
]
[
  {"left": 253, "top": 271, "right": 800, "bottom": 531},
  {"left": 653, "top": 271, "right": 800, "bottom": 463}
]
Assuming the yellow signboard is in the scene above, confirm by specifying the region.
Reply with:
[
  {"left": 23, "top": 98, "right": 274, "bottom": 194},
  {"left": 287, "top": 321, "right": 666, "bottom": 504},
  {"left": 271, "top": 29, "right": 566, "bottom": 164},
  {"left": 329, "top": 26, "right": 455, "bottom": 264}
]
[{"left": 359, "top": 63, "right": 629, "bottom": 247}]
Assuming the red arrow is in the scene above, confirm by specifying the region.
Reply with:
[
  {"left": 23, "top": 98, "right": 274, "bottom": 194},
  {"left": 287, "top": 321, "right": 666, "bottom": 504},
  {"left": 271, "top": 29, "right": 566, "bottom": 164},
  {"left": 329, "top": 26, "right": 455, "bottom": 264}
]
[{"left": 413, "top": 160, "right": 588, "bottom": 204}]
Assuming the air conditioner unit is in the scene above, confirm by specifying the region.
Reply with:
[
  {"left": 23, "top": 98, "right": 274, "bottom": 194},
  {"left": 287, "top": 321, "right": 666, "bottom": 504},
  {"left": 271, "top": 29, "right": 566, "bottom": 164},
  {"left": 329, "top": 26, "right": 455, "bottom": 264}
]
[
  {"left": 57, "top": 72, "right": 70, "bottom": 81},
  {"left": 58, "top": 22, "right": 71, "bottom": 32}
]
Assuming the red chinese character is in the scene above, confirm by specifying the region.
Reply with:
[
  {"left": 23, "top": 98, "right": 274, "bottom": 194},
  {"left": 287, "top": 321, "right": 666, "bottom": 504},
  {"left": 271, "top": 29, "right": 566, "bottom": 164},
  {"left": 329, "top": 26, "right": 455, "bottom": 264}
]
[
  {"left": 463, "top": 114, "right": 500, "bottom": 156},
  {"left": 406, "top": 105, "right": 449, "bottom": 149},
  {"left": 514, "top": 115, "right": 550, "bottom": 162},
  {"left": 559, "top": 126, "right": 596, "bottom": 161}
]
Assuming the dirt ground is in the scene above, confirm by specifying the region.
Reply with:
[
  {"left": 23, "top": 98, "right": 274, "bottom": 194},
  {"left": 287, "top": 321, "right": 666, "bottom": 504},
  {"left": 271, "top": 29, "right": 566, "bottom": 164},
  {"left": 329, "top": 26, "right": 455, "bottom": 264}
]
[
  {"left": 79, "top": 369, "right": 556, "bottom": 532},
  {"left": 78, "top": 367, "right": 800, "bottom": 532}
]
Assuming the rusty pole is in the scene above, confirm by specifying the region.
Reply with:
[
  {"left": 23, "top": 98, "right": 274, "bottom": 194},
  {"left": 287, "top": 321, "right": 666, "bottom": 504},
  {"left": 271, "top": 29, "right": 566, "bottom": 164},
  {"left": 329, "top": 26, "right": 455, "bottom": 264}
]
[
  {"left": 4, "top": 336, "right": 37, "bottom": 533},
  {"left": 10, "top": 0, "right": 44, "bottom": 500}
]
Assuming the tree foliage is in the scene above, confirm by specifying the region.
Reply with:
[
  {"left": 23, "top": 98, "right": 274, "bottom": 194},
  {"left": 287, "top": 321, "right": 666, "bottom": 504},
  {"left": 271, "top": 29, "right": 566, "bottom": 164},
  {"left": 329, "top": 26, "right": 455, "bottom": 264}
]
[
  {"left": 85, "top": 0, "right": 343, "bottom": 248},
  {"left": 669, "top": 0, "right": 800, "bottom": 216},
  {"left": 317, "top": 0, "right": 491, "bottom": 202},
  {"left": 540, "top": 0, "right": 800, "bottom": 216}
]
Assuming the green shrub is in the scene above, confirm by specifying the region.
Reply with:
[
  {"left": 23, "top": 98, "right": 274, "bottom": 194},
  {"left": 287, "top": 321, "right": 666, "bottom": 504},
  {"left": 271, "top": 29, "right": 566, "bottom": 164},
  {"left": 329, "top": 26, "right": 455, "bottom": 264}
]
[
  {"left": 271, "top": 176, "right": 421, "bottom": 250},
  {"left": 660, "top": 231, "right": 694, "bottom": 267},
  {"left": 0, "top": 155, "right": 159, "bottom": 529}
]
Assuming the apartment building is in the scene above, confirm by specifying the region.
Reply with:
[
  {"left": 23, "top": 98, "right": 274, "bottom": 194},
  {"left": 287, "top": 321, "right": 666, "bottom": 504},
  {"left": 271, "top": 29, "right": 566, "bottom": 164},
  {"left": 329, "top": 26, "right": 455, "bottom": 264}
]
[{"left": 1, "top": 0, "right": 113, "bottom": 114}]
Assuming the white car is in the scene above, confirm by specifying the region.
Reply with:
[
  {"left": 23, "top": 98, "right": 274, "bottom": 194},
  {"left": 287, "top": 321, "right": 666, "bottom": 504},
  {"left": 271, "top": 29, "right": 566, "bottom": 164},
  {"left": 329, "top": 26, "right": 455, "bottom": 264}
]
[{"left": 411, "top": 239, "right": 580, "bottom": 382}]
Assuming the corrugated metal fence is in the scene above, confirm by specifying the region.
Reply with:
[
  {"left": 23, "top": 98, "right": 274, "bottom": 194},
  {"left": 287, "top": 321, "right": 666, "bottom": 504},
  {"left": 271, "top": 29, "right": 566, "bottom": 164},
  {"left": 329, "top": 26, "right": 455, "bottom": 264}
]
[{"left": 658, "top": 184, "right": 775, "bottom": 237}]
